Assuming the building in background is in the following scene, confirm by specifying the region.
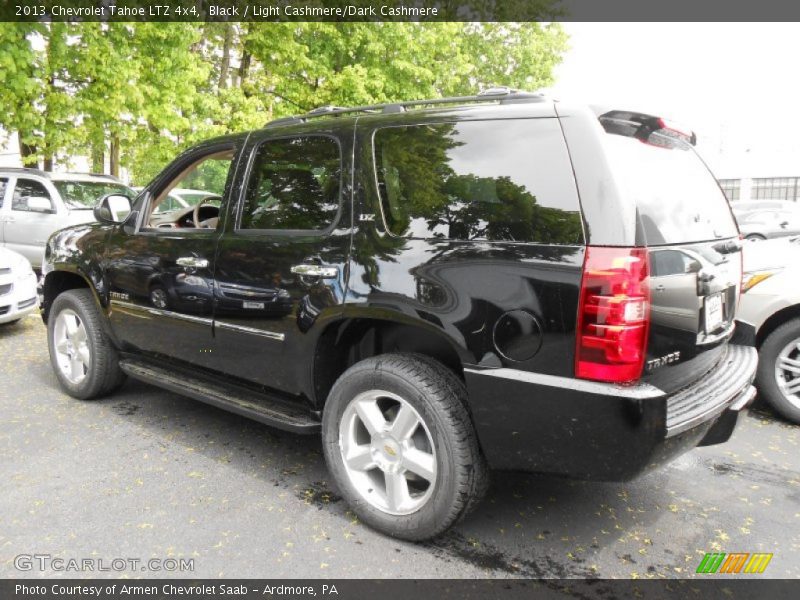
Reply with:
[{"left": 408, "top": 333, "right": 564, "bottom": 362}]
[
  {"left": 719, "top": 176, "right": 800, "bottom": 204},
  {"left": 0, "top": 130, "right": 130, "bottom": 183},
  {"left": 712, "top": 150, "right": 799, "bottom": 205}
]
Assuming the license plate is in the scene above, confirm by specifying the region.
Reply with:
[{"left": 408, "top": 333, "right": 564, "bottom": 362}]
[
  {"left": 243, "top": 301, "right": 265, "bottom": 310},
  {"left": 704, "top": 293, "right": 724, "bottom": 334}
]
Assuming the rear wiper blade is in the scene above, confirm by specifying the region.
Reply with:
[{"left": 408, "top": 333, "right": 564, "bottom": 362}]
[{"left": 713, "top": 239, "right": 742, "bottom": 254}]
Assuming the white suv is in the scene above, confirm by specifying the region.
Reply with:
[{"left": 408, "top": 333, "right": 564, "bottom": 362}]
[{"left": 0, "top": 169, "right": 136, "bottom": 268}]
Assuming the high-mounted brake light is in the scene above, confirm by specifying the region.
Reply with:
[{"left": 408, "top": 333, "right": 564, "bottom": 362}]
[
  {"left": 655, "top": 118, "right": 697, "bottom": 146},
  {"left": 597, "top": 109, "right": 697, "bottom": 147},
  {"left": 575, "top": 247, "right": 651, "bottom": 383}
]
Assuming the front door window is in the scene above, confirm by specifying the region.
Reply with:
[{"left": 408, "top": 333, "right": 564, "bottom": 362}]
[{"left": 146, "top": 150, "right": 233, "bottom": 230}]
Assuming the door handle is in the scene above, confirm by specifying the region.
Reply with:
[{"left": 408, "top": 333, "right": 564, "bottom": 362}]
[
  {"left": 177, "top": 257, "right": 209, "bottom": 269},
  {"left": 291, "top": 264, "right": 338, "bottom": 278}
]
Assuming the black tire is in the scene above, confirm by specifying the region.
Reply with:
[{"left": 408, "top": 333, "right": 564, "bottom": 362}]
[
  {"left": 321, "top": 352, "right": 489, "bottom": 541},
  {"left": 47, "top": 289, "right": 126, "bottom": 400},
  {"left": 756, "top": 318, "right": 800, "bottom": 424}
]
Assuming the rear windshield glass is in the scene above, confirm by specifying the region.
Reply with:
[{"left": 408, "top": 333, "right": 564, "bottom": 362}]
[{"left": 603, "top": 134, "right": 738, "bottom": 245}]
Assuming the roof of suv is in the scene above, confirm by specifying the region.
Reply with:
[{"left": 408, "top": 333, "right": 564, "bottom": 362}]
[
  {"left": 263, "top": 87, "right": 554, "bottom": 130},
  {"left": 0, "top": 167, "right": 122, "bottom": 183}
]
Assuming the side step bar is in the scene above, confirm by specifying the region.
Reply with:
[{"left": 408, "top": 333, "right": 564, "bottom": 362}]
[{"left": 119, "top": 358, "right": 320, "bottom": 434}]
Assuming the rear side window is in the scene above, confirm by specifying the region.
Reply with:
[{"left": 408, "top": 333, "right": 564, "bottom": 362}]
[
  {"left": 603, "top": 134, "right": 738, "bottom": 245},
  {"left": 0, "top": 178, "right": 7, "bottom": 206},
  {"left": 12, "top": 179, "right": 53, "bottom": 212},
  {"left": 240, "top": 136, "right": 341, "bottom": 231},
  {"left": 372, "top": 119, "right": 583, "bottom": 244}
]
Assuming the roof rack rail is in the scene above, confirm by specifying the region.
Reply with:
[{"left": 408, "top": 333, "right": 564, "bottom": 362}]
[
  {"left": 60, "top": 172, "right": 121, "bottom": 180},
  {"left": 0, "top": 166, "right": 50, "bottom": 177},
  {"left": 264, "top": 88, "right": 547, "bottom": 128}
]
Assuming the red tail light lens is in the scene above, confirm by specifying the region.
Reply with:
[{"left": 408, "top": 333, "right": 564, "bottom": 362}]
[{"left": 575, "top": 247, "right": 650, "bottom": 383}]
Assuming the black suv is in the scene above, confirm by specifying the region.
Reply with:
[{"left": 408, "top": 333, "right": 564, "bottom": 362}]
[{"left": 41, "top": 89, "right": 757, "bottom": 541}]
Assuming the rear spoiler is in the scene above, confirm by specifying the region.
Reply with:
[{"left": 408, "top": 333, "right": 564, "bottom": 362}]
[{"left": 594, "top": 108, "right": 697, "bottom": 147}]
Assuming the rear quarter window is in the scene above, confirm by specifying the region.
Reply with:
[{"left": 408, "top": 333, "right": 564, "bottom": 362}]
[
  {"left": 372, "top": 119, "right": 584, "bottom": 244},
  {"left": 603, "top": 134, "right": 738, "bottom": 245}
]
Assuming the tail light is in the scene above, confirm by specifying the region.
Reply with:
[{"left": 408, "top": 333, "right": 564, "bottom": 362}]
[{"left": 575, "top": 247, "right": 650, "bottom": 383}]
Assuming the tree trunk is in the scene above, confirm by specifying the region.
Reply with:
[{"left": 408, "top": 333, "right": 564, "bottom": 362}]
[
  {"left": 110, "top": 135, "right": 120, "bottom": 177},
  {"left": 43, "top": 23, "right": 56, "bottom": 173},
  {"left": 91, "top": 142, "right": 105, "bottom": 173},
  {"left": 239, "top": 51, "right": 251, "bottom": 87},
  {"left": 18, "top": 135, "right": 39, "bottom": 169},
  {"left": 218, "top": 25, "right": 232, "bottom": 90}
]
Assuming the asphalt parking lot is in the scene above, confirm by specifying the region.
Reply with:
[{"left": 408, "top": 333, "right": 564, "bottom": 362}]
[{"left": 1, "top": 314, "right": 799, "bottom": 579}]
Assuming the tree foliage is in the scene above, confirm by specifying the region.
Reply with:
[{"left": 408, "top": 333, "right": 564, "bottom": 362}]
[{"left": 0, "top": 21, "right": 567, "bottom": 183}]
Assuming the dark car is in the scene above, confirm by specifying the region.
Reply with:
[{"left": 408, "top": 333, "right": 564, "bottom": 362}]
[{"left": 40, "top": 89, "right": 757, "bottom": 541}]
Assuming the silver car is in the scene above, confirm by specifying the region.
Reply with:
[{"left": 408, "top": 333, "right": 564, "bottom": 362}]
[
  {"left": 737, "top": 207, "right": 800, "bottom": 242},
  {"left": 0, "top": 168, "right": 135, "bottom": 268},
  {"left": 739, "top": 236, "right": 800, "bottom": 423}
]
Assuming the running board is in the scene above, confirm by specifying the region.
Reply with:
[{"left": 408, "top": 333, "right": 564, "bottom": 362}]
[{"left": 118, "top": 358, "right": 320, "bottom": 434}]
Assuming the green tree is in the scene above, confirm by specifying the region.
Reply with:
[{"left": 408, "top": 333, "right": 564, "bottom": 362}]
[
  {"left": 0, "top": 22, "right": 79, "bottom": 168},
  {"left": 0, "top": 20, "right": 568, "bottom": 183}
]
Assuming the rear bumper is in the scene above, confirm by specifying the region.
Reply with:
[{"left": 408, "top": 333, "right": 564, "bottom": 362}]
[
  {"left": 464, "top": 343, "right": 757, "bottom": 481},
  {"left": 666, "top": 344, "right": 757, "bottom": 437}
]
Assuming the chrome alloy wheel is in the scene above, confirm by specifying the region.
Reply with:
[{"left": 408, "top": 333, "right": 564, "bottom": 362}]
[
  {"left": 775, "top": 336, "right": 800, "bottom": 409},
  {"left": 53, "top": 309, "right": 91, "bottom": 385},
  {"left": 339, "top": 390, "right": 437, "bottom": 515},
  {"left": 150, "top": 288, "right": 168, "bottom": 309}
]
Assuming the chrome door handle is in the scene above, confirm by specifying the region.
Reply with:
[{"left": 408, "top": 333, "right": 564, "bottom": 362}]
[
  {"left": 177, "top": 257, "right": 209, "bottom": 269},
  {"left": 291, "top": 264, "right": 338, "bottom": 278}
]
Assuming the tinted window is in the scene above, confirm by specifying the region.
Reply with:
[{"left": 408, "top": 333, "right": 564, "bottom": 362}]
[
  {"left": 240, "top": 136, "right": 341, "bottom": 231},
  {"left": 372, "top": 119, "right": 583, "bottom": 244},
  {"left": 0, "top": 178, "right": 7, "bottom": 206},
  {"left": 603, "top": 134, "right": 738, "bottom": 245},
  {"left": 12, "top": 179, "right": 52, "bottom": 211}
]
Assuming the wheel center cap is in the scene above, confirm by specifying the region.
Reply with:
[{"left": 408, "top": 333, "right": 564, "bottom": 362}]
[
  {"left": 382, "top": 439, "right": 400, "bottom": 460},
  {"left": 371, "top": 435, "right": 402, "bottom": 470}
]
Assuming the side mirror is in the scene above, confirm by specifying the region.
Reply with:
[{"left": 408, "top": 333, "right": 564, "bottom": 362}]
[
  {"left": 685, "top": 259, "right": 703, "bottom": 274},
  {"left": 26, "top": 196, "right": 54, "bottom": 213},
  {"left": 780, "top": 221, "right": 789, "bottom": 228},
  {"left": 94, "top": 193, "right": 132, "bottom": 224}
]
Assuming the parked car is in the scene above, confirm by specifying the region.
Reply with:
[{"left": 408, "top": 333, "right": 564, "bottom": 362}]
[
  {"left": 737, "top": 207, "right": 800, "bottom": 241},
  {"left": 0, "top": 247, "right": 39, "bottom": 325},
  {"left": 730, "top": 200, "right": 797, "bottom": 220},
  {"left": 0, "top": 168, "right": 137, "bottom": 268},
  {"left": 40, "top": 89, "right": 757, "bottom": 541},
  {"left": 739, "top": 236, "right": 800, "bottom": 423}
]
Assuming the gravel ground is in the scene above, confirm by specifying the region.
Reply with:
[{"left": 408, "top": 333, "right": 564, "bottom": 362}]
[{"left": 1, "top": 314, "right": 798, "bottom": 579}]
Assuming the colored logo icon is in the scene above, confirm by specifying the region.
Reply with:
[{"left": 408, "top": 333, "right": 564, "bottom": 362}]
[{"left": 696, "top": 552, "right": 773, "bottom": 574}]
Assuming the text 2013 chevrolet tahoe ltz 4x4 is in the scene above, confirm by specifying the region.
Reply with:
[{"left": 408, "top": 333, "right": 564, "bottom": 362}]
[{"left": 41, "top": 90, "right": 757, "bottom": 540}]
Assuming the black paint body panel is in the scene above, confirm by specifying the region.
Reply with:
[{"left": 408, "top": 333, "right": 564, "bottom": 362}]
[{"left": 41, "top": 100, "right": 753, "bottom": 481}]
